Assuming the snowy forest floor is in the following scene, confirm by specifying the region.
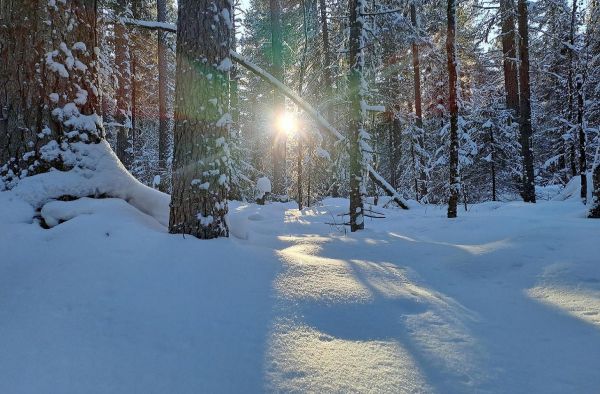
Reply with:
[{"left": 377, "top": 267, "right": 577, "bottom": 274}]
[{"left": 1, "top": 189, "right": 600, "bottom": 393}]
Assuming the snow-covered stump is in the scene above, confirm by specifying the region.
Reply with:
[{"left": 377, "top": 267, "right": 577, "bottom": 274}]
[{"left": 168, "top": 0, "right": 233, "bottom": 239}]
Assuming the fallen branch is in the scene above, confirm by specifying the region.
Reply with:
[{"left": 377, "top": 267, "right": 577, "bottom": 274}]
[
  {"left": 115, "top": 17, "right": 410, "bottom": 210},
  {"left": 229, "top": 51, "right": 410, "bottom": 209}
]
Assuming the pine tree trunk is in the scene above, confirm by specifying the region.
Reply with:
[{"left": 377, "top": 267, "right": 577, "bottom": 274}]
[
  {"left": 0, "top": 0, "right": 102, "bottom": 187},
  {"left": 446, "top": 0, "right": 460, "bottom": 218},
  {"left": 270, "top": 0, "right": 286, "bottom": 197},
  {"left": 297, "top": 137, "right": 303, "bottom": 209},
  {"left": 157, "top": 0, "right": 169, "bottom": 191},
  {"left": 319, "top": 0, "right": 333, "bottom": 116},
  {"left": 411, "top": 0, "right": 427, "bottom": 200},
  {"left": 348, "top": 0, "right": 366, "bottom": 231},
  {"left": 589, "top": 161, "right": 600, "bottom": 218},
  {"left": 319, "top": 0, "right": 338, "bottom": 196},
  {"left": 500, "top": 0, "right": 519, "bottom": 115},
  {"left": 115, "top": 0, "right": 133, "bottom": 170},
  {"left": 390, "top": 114, "right": 402, "bottom": 190},
  {"left": 168, "top": 0, "right": 232, "bottom": 239},
  {"left": 490, "top": 128, "right": 498, "bottom": 201},
  {"left": 566, "top": 0, "right": 578, "bottom": 179},
  {"left": 577, "top": 75, "right": 587, "bottom": 202},
  {"left": 517, "top": 0, "right": 536, "bottom": 202}
]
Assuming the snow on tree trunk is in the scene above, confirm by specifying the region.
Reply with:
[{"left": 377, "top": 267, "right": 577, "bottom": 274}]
[
  {"left": 168, "top": 0, "right": 232, "bottom": 239},
  {"left": 0, "top": 0, "right": 103, "bottom": 189},
  {"left": 517, "top": 0, "right": 536, "bottom": 203},
  {"left": 115, "top": 0, "right": 134, "bottom": 170},
  {"left": 348, "top": 0, "right": 369, "bottom": 231},
  {"left": 446, "top": 0, "right": 460, "bottom": 218}
]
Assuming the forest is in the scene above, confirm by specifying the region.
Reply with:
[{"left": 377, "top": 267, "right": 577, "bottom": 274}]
[{"left": 1, "top": 0, "right": 599, "bottom": 392}]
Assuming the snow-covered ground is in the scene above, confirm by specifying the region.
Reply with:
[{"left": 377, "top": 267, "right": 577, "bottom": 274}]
[{"left": 1, "top": 184, "right": 600, "bottom": 393}]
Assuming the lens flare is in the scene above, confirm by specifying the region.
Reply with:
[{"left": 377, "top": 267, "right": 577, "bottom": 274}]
[{"left": 276, "top": 112, "right": 298, "bottom": 136}]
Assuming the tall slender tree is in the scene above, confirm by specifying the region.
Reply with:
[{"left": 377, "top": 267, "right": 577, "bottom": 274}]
[
  {"left": 270, "top": 0, "right": 286, "bottom": 196},
  {"left": 500, "top": 0, "right": 519, "bottom": 116},
  {"left": 446, "top": 0, "right": 460, "bottom": 218},
  {"left": 115, "top": 0, "right": 134, "bottom": 169},
  {"left": 411, "top": 0, "right": 427, "bottom": 200},
  {"left": 157, "top": 0, "right": 169, "bottom": 191},
  {"left": 348, "top": 0, "right": 368, "bottom": 231},
  {"left": 517, "top": 0, "right": 536, "bottom": 202},
  {"left": 169, "top": 0, "right": 232, "bottom": 238}
]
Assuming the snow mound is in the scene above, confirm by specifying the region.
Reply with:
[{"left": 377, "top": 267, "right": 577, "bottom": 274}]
[
  {"left": 41, "top": 197, "right": 165, "bottom": 231},
  {"left": 11, "top": 141, "right": 170, "bottom": 226},
  {"left": 0, "top": 192, "right": 35, "bottom": 224},
  {"left": 552, "top": 174, "right": 594, "bottom": 203},
  {"left": 256, "top": 176, "right": 271, "bottom": 199}
]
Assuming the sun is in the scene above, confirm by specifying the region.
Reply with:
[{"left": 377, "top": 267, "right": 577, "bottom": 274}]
[{"left": 275, "top": 112, "right": 298, "bottom": 137}]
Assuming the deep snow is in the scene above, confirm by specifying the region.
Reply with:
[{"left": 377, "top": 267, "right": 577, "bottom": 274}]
[{"left": 1, "top": 182, "right": 600, "bottom": 393}]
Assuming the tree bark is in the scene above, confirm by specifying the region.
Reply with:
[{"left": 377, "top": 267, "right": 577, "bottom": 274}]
[
  {"left": 490, "top": 128, "right": 497, "bottom": 201},
  {"left": 157, "top": 0, "right": 169, "bottom": 191},
  {"left": 517, "top": 0, "right": 536, "bottom": 202},
  {"left": 168, "top": 0, "right": 232, "bottom": 238},
  {"left": 567, "top": 0, "right": 578, "bottom": 179},
  {"left": 500, "top": 0, "right": 519, "bottom": 115},
  {"left": 577, "top": 74, "right": 587, "bottom": 202},
  {"left": 348, "top": 0, "right": 366, "bottom": 231},
  {"left": 446, "top": 0, "right": 460, "bottom": 218},
  {"left": 390, "top": 113, "right": 402, "bottom": 190},
  {"left": 319, "top": 0, "right": 333, "bottom": 117},
  {"left": 0, "top": 0, "right": 102, "bottom": 187},
  {"left": 411, "top": 0, "right": 427, "bottom": 200},
  {"left": 590, "top": 160, "right": 600, "bottom": 218},
  {"left": 115, "top": 0, "right": 133, "bottom": 170}
]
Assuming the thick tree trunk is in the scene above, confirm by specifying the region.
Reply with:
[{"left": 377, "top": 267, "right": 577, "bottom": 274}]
[
  {"left": 411, "top": 0, "right": 427, "bottom": 200},
  {"left": 446, "top": 0, "right": 460, "bottom": 218},
  {"left": 0, "top": 0, "right": 102, "bottom": 187},
  {"left": 270, "top": 0, "right": 286, "bottom": 196},
  {"left": 517, "top": 0, "right": 536, "bottom": 202},
  {"left": 348, "top": 0, "right": 366, "bottom": 231},
  {"left": 169, "top": 0, "right": 232, "bottom": 239},
  {"left": 500, "top": 0, "right": 519, "bottom": 115},
  {"left": 157, "top": 0, "right": 169, "bottom": 191},
  {"left": 115, "top": 0, "right": 133, "bottom": 170}
]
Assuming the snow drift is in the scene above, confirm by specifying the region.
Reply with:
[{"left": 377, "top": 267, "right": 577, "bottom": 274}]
[{"left": 10, "top": 141, "right": 170, "bottom": 226}]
